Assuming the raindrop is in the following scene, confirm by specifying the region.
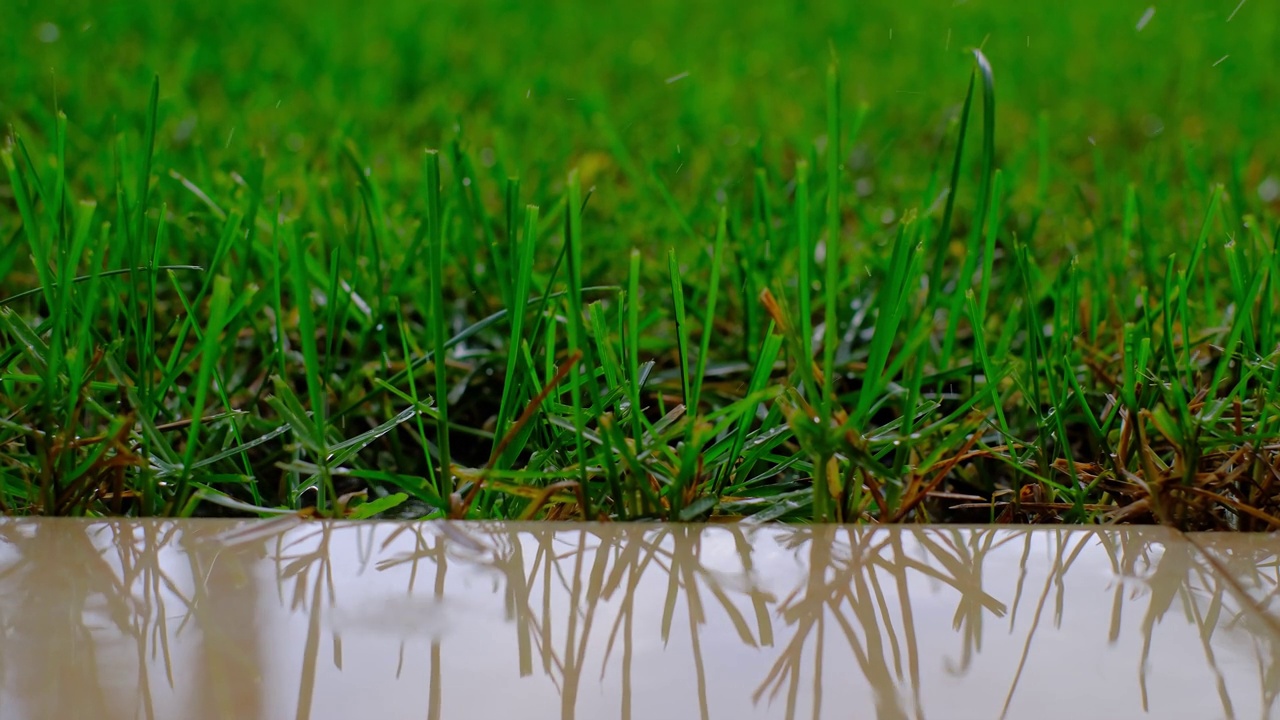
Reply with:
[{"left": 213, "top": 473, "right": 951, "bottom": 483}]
[
  {"left": 172, "top": 115, "right": 197, "bottom": 143},
  {"left": 36, "top": 22, "right": 60, "bottom": 43},
  {"left": 1257, "top": 176, "right": 1279, "bottom": 202},
  {"left": 1135, "top": 7, "right": 1155, "bottom": 32}
]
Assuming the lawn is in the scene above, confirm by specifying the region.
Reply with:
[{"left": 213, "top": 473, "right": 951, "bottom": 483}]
[{"left": 2, "top": 0, "right": 1279, "bottom": 527}]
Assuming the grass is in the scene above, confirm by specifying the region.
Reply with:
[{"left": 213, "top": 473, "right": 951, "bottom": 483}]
[{"left": 2, "top": 0, "right": 1279, "bottom": 528}]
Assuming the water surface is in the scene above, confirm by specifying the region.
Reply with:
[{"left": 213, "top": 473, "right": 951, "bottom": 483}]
[{"left": 1, "top": 520, "right": 1276, "bottom": 719}]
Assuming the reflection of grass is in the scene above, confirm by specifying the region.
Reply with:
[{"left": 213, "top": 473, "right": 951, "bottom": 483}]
[
  {"left": 0, "top": 522, "right": 196, "bottom": 718},
  {"left": 2, "top": 522, "right": 1277, "bottom": 717},
  {"left": 313, "top": 523, "right": 1280, "bottom": 718},
  {"left": 4, "top": 1, "right": 1280, "bottom": 525},
  {"left": 749, "top": 528, "right": 1280, "bottom": 719}
]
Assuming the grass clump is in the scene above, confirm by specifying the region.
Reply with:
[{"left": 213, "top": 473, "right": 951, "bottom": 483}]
[{"left": 2, "top": 0, "right": 1280, "bottom": 528}]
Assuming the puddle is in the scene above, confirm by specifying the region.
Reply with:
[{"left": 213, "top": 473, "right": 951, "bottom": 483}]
[
  {"left": 1185, "top": 532, "right": 1280, "bottom": 636},
  {"left": 1, "top": 520, "right": 1277, "bottom": 719}
]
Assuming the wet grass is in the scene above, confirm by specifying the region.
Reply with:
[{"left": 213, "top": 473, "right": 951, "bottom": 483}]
[{"left": 2, "top": 0, "right": 1279, "bottom": 527}]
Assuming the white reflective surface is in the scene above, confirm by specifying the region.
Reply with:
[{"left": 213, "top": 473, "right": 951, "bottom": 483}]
[{"left": 1, "top": 520, "right": 1277, "bottom": 720}]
